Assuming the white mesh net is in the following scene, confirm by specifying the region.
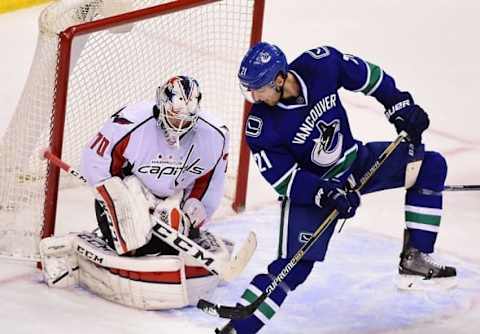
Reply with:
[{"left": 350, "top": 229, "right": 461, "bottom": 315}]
[{"left": 0, "top": 0, "right": 257, "bottom": 260}]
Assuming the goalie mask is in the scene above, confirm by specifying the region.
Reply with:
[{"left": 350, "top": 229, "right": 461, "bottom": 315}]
[{"left": 156, "top": 76, "right": 202, "bottom": 145}]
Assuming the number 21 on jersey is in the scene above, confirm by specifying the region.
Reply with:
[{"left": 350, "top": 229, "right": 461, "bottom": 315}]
[{"left": 253, "top": 150, "right": 272, "bottom": 172}]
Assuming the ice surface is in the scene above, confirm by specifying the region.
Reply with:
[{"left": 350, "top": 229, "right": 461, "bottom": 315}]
[{"left": 1, "top": 1, "right": 479, "bottom": 333}]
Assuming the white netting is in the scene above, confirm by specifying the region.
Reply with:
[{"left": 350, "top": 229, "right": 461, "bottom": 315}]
[{"left": 0, "top": 0, "right": 256, "bottom": 260}]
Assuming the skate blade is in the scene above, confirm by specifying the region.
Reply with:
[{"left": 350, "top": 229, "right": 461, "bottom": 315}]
[{"left": 396, "top": 274, "right": 458, "bottom": 291}]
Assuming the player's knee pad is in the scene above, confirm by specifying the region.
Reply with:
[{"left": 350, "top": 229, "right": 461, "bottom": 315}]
[
  {"left": 414, "top": 151, "right": 447, "bottom": 192},
  {"left": 268, "top": 258, "right": 314, "bottom": 291}
]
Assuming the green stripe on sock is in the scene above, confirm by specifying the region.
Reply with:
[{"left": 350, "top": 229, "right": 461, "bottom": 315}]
[
  {"left": 258, "top": 302, "right": 275, "bottom": 319},
  {"left": 361, "top": 62, "right": 382, "bottom": 94},
  {"left": 405, "top": 211, "right": 441, "bottom": 226},
  {"left": 241, "top": 289, "right": 275, "bottom": 319},
  {"left": 242, "top": 289, "right": 258, "bottom": 303}
]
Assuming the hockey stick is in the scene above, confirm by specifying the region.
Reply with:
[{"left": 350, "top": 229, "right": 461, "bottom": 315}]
[
  {"left": 197, "top": 131, "right": 408, "bottom": 320},
  {"left": 444, "top": 184, "right": 480, "bottom": 191},
  {"left": 41, "top": 149, "right": 257, "bottom": 282}
]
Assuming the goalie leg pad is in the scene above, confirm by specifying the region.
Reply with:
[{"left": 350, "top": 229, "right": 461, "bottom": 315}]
[
  {"left": 96, "top": 176, "right": 153, "bottom": 254},
  {"left": 74, "top": 232, "right": 220, "bottom": 309},
  {"left": 40, "top": 234, "right": 79, "bottom": 288},
  {"left": 77, "top": 256, "right": 190, "bottom": 309}
]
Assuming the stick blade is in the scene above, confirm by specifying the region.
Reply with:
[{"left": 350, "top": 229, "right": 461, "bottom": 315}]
[
  {"left": 221, "top": 231, "right": 257, "bottom": 282},
  {"left": 197, "top": 298, "right": 256, "bottom": 320}
]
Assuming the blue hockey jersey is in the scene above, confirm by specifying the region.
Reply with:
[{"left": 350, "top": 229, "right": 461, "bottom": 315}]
[{"left": 245, "top": 46, "right": 411, "bottom": 205}]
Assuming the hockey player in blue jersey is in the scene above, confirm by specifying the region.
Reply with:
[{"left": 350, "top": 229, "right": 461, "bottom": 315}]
[{"left": 216, "top": 42, "right": 457, "bottom": 333}]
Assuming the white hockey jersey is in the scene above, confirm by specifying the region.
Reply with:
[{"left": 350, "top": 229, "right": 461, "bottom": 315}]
[{"left": 80, "top": 101, "right": 229, "bottom": 218}]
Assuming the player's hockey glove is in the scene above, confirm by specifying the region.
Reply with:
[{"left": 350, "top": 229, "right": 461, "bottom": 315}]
[
  {"left": 385, "top": 93, "right": 429, "bottom": 145},
  {"left": 314, "top": 178, "right": 361, "bottom": 219}
]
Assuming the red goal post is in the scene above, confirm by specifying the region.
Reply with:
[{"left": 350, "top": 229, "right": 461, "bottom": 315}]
[{"left": 0, "top": 0, "right": 264, "bottom": 260}]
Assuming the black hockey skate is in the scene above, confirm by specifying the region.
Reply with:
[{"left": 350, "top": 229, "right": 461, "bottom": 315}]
[{"left": 397, "top": 229, "right": 457, "bottom": 290}]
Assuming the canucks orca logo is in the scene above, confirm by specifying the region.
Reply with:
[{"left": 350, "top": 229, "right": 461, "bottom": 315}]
[{"left": 311, "top": 120, "right": 343, "bottom": 167}]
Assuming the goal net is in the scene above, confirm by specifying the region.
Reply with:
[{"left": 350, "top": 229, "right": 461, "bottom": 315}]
[{"left": 0, "top": 0, "right": 263, "bottom": 260}]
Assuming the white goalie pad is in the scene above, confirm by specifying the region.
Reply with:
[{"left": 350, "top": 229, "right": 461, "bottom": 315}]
[
  {"left": 40, "top": 234, "right": 79, "bottom": 288},
  {"left": 74, "top": 232, "right": 220, "bottom": 309},
  {"left": 95, "top": 176, "right": 154, "bottom": 254}
]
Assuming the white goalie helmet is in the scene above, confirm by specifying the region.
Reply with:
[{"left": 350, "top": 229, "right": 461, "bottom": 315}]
[{"left": 155, "top": 76, "right": 202, "bottom": 144}]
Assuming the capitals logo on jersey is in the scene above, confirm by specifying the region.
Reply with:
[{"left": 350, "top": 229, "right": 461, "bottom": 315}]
[
  {"left": 311, "top": 120, "right": 343, "bottom": 167},
  {"left": 137, "top": 144, "right": 205, "bottom": 185}
]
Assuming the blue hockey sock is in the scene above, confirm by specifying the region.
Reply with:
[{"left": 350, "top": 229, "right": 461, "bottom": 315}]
[
  {"left": 231, "top": 259, "right": 314, "bottom": 334},
  {"left": 230, "top": 273, "right": 286, "bottom": 334},
  {"left": 405, "top": 151, "right": 447, "bottom": 253},
  {"left": 405, "top": 189, "right": 441, "bottom": 253}
]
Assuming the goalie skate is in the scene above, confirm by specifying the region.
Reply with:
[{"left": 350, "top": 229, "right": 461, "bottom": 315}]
[{"left": 396, "top": 230, "right": 457, "bottom": 290}]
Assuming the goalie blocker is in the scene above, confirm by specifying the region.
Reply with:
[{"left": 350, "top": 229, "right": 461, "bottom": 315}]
[{"left": 40, "top": 230, "right": 232, "bottom": 310}]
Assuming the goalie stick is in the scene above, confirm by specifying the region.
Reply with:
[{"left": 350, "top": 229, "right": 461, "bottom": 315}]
[
  {"left": 41, "top": 149, "right": 257, "bottom": 282},
  {"left": 197, "top": 131, "right": 408, "bottom": 320}
]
